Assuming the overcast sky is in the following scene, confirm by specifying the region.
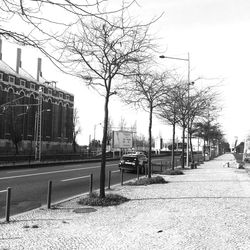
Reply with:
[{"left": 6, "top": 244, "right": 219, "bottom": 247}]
[{"left": 3, "top": 0, "right": 250, "bottom": 146}]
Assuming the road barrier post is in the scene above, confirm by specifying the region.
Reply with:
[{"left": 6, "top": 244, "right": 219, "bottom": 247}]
[
  {"left": 5, "top": 187, "right": 11, "bottom": 222},
  {"left": 47, "top": 180, "right": 52, "bottom": 209},
  {"left": 89, "top": 174, "right": 93, "bottom": 194},
  {"left": 108, "top": 171, "right": 111, "bottom": 190},
  {"left": 121, "top": 169, "right": 124, "bottom": 186}
]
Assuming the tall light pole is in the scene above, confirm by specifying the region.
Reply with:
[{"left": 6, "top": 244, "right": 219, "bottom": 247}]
[{"left": 159, "top": 53, "right": 191, "bottom": 168}]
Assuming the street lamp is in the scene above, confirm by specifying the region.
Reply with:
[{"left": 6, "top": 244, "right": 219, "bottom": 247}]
[{"left": 159, "top": 53, "right": 191, "bottom": 168}]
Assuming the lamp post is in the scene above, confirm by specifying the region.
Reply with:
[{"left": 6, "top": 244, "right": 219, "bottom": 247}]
[{"left": 159, "top": 53, "right": 191, "bottom": 168}]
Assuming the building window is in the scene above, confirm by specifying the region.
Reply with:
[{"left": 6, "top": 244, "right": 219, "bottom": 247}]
[
  {"left": 59, "top": 92, "right": 63, "bottom": 99},
  {"left": 48, "top": 89, "right": 52, "bottom": 95},
  {"left": 0, "top": 73, "right": 3, "bottom": 81},
  {"left": 30, "top": 83, "right": 35, "bottom": 90},
  {"left": 40, "top": 87, "right": 44, "bottom": 92},
  {"left": 58, "top": 103, "right": 63, "bottom": 137},
  {"left": 9, "top": 76, "right": 15, "bottom": 84},
  {"left": 20, "top": 80, "right": 26, "bottom": 87},
  {"left": 66, "top": 95, "right": 70, "bottom": 100}
]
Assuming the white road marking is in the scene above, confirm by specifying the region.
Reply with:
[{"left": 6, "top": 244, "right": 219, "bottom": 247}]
[
  {"left": 112, "top": 170, "right": 120, "bottom": 173},
  {"left": 0, "top": 190, "right": 6, "bottom": 193},
  {"left": 0, "top": 163, "right": 118, "bottom": 181},
  {"left": 61, "top": 175, "right": 90, "bottom": 182},
  {"left": 7, "top": 169, "right": 38, "bottom": 174}
]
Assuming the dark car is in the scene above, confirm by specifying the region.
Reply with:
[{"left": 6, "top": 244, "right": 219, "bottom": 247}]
[{"left": 118, "top": 154, "right": 147, "bottom": 174}]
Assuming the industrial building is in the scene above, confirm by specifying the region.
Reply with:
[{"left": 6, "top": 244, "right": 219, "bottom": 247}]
[{"left": 0, "top": 39, "right": 74, "bottom": 156}]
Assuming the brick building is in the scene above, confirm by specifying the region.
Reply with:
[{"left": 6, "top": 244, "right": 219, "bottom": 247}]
[{"left": 0, "top": 40, "right": 74, "bottom": 155}]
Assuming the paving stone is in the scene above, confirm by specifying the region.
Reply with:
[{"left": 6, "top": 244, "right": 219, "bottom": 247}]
[{"left": 0, "top": 153, "right": 250, "bottom": 249}]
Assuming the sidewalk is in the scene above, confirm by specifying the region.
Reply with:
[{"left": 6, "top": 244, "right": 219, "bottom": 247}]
[{"left": 1, "top": 153, "right": 250, "bottom": 249}]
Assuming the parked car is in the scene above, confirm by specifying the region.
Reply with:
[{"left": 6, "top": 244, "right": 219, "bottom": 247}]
[{"left": 118, "top": 154, "right": 147, "bottom": 174}]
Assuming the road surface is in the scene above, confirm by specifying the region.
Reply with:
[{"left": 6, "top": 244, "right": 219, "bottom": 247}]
[{"left": 0, "top": 157, "right": 169, "bottom": 218}]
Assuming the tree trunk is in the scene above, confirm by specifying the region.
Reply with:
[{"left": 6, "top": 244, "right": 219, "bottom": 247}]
[
  {"left": 99, "top": 92, "right": 110, "bottom": 198},
  {"left": 148, "top": 105, "right": 153, "bottom": 178},
  {"left": 189, "top": 132, "right": 193, "bottom": 162},
  {"left": 72, "top": 138, "right": 77, "bottom": 153},
  {"left": 15, "top": 142, "right": 19, "bottom": 155},
  {"left": 203, "top": 138, "right": 206, "bottom": 161},
  {"left": 181, "top": 126, "right": 185, "bottom": 168},
  {"left": 171, "top": 120, "right": 175, "bottom": 170}
]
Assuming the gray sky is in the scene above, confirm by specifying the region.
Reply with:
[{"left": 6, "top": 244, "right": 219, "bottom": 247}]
[{"left": 3, "top": 0, "right": 250, "bottom": 145}]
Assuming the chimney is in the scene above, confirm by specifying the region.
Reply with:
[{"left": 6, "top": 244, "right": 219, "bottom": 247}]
[
  {"left": 0, "top": 38, "right": 2, "bottom": 60},
  {"left": 37, "top": 58, "right": 42, "bottom": 81},
  {"left": 16, "top": 48, "right": 22, "bottom": 74}
]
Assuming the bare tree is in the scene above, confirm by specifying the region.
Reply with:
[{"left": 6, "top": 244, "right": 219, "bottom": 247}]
[
  {"left": 187, "top": 87, "right": 218, "bottom": 161},
  {"left": 55, "top": 14, "right": 155, "bottom": 197},
  {"left": 157, "top": 82, "right": 183, "bottom": 170},
  {"left": 106, "top": 117, "right": 113, "bottom": 147},
  {"left": 168, "top": 82, "right": 189, "bottom": 168},
  {"left": 72, "top": 108, "right": 81, "bottom": 153},
  {"left": 118, "top": 117, "right": 127, "bottom": 131},
  {"left": 191, "top": 94, "right": 222, "bottom": 160},
  {"left": 158, "top": 79, "right": 217, "bottom": 168},
  {"left": 0, "top": 0, "right": 138, "bottom": 61},
  {"left": 120, "top": 66, "right": 170, "bottom": 178}
]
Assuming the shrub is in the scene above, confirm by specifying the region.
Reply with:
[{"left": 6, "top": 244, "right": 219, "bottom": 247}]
[
  {"left": 126, "top": 176, "right": 168, "bottom": 186},
  {"left": 78, "top": 192, "right": 129, "bottom": 207},
  {"left": 163, "top": 169, "right": 184, "bottom": 175}
]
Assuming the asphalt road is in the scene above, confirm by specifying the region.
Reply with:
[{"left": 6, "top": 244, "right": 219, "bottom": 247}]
[{"left": 0, "top": 157, "right": 169, "bottom": 219}]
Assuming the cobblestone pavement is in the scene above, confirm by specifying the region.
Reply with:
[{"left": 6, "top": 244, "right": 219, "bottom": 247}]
[{"left": 1, "top": 153, "right": 250, "bottom": 250}]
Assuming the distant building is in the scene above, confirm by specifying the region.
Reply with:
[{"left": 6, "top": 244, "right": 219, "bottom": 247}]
[{"left": 0, "top": 39, "right": 74, "bottom": 154}]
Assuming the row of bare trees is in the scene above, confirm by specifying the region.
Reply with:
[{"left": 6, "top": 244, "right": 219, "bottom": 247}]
[
  {"left": 0, "top": 1, "right": 225, "bottom": 198},
  {"left": 156, "top": 79, "right": 223, "bottom": 169}
]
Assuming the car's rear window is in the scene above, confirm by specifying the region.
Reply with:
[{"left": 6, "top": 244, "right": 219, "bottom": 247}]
[{"left": 122, "top": 156, "right": 137, "bottom": 162}]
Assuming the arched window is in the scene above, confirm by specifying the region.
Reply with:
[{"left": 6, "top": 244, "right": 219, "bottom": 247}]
[
  {"left": 65, "top": 104, "right": 70, "bottom": 140},
  {"left": 27, "top": 94, "right": 36, "bottom": 139},
  {"left": 58, "top": 102, "right": 63, "bottom": 138},
  {"left": 7, "top": 88, "right": 14, "bottom": 102},
  {"left": 5, "top": 88, "right": 15, "bottom": 136},
  {"left": 45, "top": 99, "right": 53, "bottom": 140},
  {"left": 19, "top": 91, "right": 25, "bottom": 138},
  {"left": 0, "top": 85, "right": 4, "bottom": 138}
]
